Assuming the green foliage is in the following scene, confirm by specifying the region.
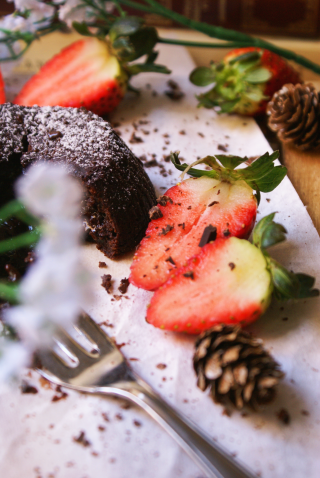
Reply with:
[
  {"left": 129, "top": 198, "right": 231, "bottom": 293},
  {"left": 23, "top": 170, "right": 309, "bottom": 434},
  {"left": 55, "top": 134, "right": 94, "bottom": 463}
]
[{"left": 253, "top": 213, "right": 287, "bottom": 250}]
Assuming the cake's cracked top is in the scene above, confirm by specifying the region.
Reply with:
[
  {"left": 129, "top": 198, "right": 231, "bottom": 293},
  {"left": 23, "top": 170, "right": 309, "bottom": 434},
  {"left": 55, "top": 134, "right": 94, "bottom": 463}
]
[{"left": 0, "top": 103, "right": 156, "bottom": 258}]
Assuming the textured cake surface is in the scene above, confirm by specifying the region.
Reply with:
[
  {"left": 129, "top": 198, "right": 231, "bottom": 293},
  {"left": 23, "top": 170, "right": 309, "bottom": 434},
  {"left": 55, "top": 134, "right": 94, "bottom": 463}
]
[{"left": 0, "top": 103, "right": 156, "bottom": 258}]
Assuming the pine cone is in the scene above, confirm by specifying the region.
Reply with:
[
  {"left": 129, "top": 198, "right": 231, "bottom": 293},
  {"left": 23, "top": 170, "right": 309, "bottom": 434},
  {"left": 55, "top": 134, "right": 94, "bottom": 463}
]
[
  {"left": 193, "top": 325, "right": 284, "bottom": 410},
  {"left": 267, "top": 83, "right": 320, "bottom": 151}
]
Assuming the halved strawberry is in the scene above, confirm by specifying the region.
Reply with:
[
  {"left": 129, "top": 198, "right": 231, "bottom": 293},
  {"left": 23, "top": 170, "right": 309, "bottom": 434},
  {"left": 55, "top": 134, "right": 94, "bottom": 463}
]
[
  {"left": 130, "top": 151, "right": 286, "bottom": 291},
  {"left": 0, "top": 67, "right": 5, "bottom": 103},
  {"left": 146, "top": 214, "right": 318, "bottom": 334},
  {"left": 14, "top": 38, "right": 128, "bottom": 116}
]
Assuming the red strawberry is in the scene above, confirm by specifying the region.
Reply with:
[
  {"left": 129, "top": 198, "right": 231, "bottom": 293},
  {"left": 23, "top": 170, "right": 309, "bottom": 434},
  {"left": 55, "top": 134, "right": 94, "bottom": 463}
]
[
  {"left": 146, "top": 214, "right": 318, "bottom": 334},
  {"left": 0, "top": 67, "right": 5, "bottom": 103},
  {"left": 14, "top": 38, "right": 127, "bottom": 116},
  {"left": 130, "top": 151, "right": 286, "bottom": 291},
  {"left": 190, "top": 47, "right": 301, "bottom": 116}
]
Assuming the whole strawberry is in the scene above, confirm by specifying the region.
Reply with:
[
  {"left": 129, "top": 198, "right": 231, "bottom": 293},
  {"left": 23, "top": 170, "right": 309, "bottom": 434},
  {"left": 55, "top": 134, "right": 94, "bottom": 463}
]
[
  {"left": 0, "top": 67, "right": 5, "bottom": 104},
  {"left": 190, "top": 48, "right": 301, "bottom": 116}
]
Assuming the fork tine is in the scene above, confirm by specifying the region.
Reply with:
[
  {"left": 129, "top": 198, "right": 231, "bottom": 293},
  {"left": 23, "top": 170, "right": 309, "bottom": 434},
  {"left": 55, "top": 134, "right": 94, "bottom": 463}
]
[
  {"left": 36, "top": 348, "right": 80, "bottom": 381},
  {"left": 77, "top": 312, "right": 116, "bottom": 354},
  {"left": 56, "top": 328, "right": 97, "bottom": 365}
]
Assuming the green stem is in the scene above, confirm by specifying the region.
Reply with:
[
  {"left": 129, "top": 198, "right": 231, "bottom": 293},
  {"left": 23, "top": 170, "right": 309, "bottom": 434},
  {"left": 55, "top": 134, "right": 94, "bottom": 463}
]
[
  {"left": 0, "top": 229, "right": 41, "bottom": 254},
  {"left": 118, "top": 0, "right": 320, "bottom": 74},
  {"left": 158, "top": 38, "right": 250, "bottom": 49},
  {"left": 0, "top": 282, "right": 19, "bottom": 304}
]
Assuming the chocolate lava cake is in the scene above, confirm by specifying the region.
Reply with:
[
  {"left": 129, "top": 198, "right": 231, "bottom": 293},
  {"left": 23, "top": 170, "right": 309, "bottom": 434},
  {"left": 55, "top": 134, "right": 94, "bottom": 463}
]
[{"left": 0, "top": 103, "right": 156, "bottom": 258}]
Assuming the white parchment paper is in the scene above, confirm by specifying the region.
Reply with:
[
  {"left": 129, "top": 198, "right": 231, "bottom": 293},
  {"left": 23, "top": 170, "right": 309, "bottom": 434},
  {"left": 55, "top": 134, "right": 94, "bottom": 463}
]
[{"left": 0, "top": 43, "right": 320, "bottom": 478}]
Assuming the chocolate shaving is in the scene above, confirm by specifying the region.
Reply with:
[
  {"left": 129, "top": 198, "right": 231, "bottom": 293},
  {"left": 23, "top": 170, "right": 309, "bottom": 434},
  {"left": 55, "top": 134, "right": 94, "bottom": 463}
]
[
  {"left": 228, "top": 262, "right": 235, "bottom": 270},
  {"left": 99, "top": 261, "right": 107, "bottom": 268},
  {"left": 156, "top": 363, "right": 167, "bottom": 370},
  {"left": 178, "top": 222, "right": 185, "bottom": 229},
  {"left": 149, "top": 206, "right": 163, "bottom": 220},
  {"left": 165, "top": 256, "right": 175, "bottom": 265},
  {"left": 129, "top": 132, "right": 143, "bottom": 144},
  {"left": 101, "top": 274, "right": 112, "bottom": 294},
  {"left": 208, "top": 201, "right": 219, "bottom": 207},
  {"left": 199, "top": 225, "right": 217, "bottom": 247},
  {"left": 118, "top": 278, "right": 129, "bottom": 294},
  {"left": 276, "top": 409, "right": 291, "bottom": 425},
  {"left": 217, "top": 144, "right": 228, "bottom": 152},
  {"left": 183, "top": 271, "right": 194, "bottom": 280},
  {"left": 157, "top": 195, "right": 173, "bottom": 206},
  {"left": 20, "top": 381, "right": 38, "bottom": 394},
  {"left": 73, "top": 431, "right": 91, "bottom": 447},
  {"left": 144, "top": 159, "right": 159, "bottom": 168},
  {"left": 223, "top": 229, "right": 231, "bottom": 237},
  {"left": 159, "top": 224, "right": 174, "bottom": 236}
]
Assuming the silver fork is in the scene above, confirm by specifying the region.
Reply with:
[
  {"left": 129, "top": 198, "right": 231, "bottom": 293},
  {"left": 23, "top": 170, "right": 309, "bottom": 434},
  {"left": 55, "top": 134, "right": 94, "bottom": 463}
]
[{"left": 35, "top": 312, "right": 255, "bottom": 478}]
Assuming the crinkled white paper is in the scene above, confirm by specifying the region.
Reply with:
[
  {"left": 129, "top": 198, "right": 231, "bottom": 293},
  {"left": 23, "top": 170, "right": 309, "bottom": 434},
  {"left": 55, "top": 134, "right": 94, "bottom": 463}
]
[{"left": 1, "top": 43, "right": 320, "bottom": 478}]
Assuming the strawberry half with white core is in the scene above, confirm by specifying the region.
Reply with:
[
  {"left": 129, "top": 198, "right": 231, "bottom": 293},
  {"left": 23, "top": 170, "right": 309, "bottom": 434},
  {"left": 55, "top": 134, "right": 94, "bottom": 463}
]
[
  {"left": 14, "top": 38, "right": 127, "bottom": 116},
  {"left": 146, "top": 214, "right": 319, "bottom": 334},
  {"left": 130, "top": 151, "right": 286, "bottom": 291},
  {"left": 190, "top": 48, "right": 301, "bottom": 116}
]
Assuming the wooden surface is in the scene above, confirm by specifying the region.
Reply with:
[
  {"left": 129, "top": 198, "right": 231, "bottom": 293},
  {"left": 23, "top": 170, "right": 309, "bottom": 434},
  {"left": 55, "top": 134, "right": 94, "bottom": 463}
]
[{"left": 282, "top": 143, "right": 320, "bottom": 236}]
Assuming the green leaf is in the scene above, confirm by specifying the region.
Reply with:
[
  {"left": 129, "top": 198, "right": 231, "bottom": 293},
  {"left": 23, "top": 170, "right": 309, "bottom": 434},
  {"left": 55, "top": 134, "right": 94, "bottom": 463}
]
[
  {"left": 243, "top": 88, "right": 264, "bottom": 103},
  {"left": 269, "top": 259, "right": 301, "bottom": 300},
  {"left": 219, "top": 99, "right": 240, "bottom": 113},
  {"left": 253, "top": 213, "right": 287, "bottom": 250},
  {"left": 189, "top": 66, "right": 216, "bottom": 86},
  {"left": 239, "top": 151, "right": 287, "bottom": 193},
  {"left": 295, "top": 273, "right": 320, "bottom": 299},
  {"left": 0, "top": 229, "right": 41, "bottom": 254},
  {"left": 0, "top": 281, "right": 19, "bottom": 304},
  {"left": 146, "top": 50, "right": 158, "bottom": 64},
  {"left": 215, "top": 154, "right": 247, "bottom": 170},
  {"left": 72, "top": 22, "right": 94, "bottom": 37},
  {"left": 126, "top": 63, "right": 170, "bottom": 75},
  {"left": 244, "top": 67, "right": 272, "bottom": 84},
  {"left": 228, "top": 51, "right": 261, "bottom": 65},
  {"left": 170, "top": 152, "right": 219, "bottom": 179},
  {"left": 109, "top": 16, "right": 144, "bottom": 42}
]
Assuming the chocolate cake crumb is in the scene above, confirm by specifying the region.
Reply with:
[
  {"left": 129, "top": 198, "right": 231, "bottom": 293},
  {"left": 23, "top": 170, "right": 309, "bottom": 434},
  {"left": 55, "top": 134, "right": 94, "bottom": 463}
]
[
  {"left": 165, "top": 80, "right": 184, "bottom": 101},
  {"left": 276, "top": 409, "right": 291, "bottom": 425},
  {"left": 115, "top": 413, "right": 123, "bottom": 420},
  {"left": 118, "top": 278, "right": 129, "bottom": 294},
  {"left": 144, "top": 159, "right": 158, "bottom": 168},
  {"left": 179, "top": 130, "right": 186, "bottom": 135},
  {"left": 139, "top": 154, "right": 147, "bottom": 162},
  {"left": 198, "top": 132, "right": 204, "bottom": 137},
  {"left": 157, "top": 195, "right": 173, "bottom": 206},
  {"left": 101, "top": 274, "right": 112, "bottom": 294},
  {"left": 165, "top": 256, "right": 175, "bottom": 265},
  {"left": 163, "top": 133, "right": 169, "bottom": 138},
  {"left": 217, "top": 144, "right": 228, "bottom": 152},
  {"left": 129, "top": 132, "right": 143, "bottom": 144},
  {"left": 73, "top": 431, "right": 91, "bottom": 447},
  {"left": 102, "top": 412, "right": 110, "bottom": 422},
  {"left": 228, "top": 262, "right": 236, "bottom": 270},
  {"left": 159, "top": 224, "right": 174, "bottom": 236},
  {"left": 99, "top": 261, "right": 107, "bottom": 268},
  {"left": 199, "top": 225, "right": 217, "bottom": 247},
  {"left": 47, "top": 130, "right": 62, "bottom": 140},
  {"left": 223, "top": 229, "right": 231, "bottom": 237},
  {"left": 133, "top": 419, "right": 142, "bottom": 427},
  {"left": 52, "top": 385, "right": 68, "bottom": 402},
  {"left": 183, "top": 271, "right": 194, "bottom": 280},
  {"left": 178, "top": 222, "right": 185, "bottom": 229},
  {"left": 156, "top": 363, "right": 167, "bottom": 370},
  {"left": 217, "top": 190, "right": 221, "bottom": 195},
  {"left": 149, "top": 206, "right": 163, "bottom": 220},
  {"left": 113, "top": 294, "right": 121, "bottom": 301},
  {"left": 20, "top": 381, "right": 38, "bottom": 394},
  {"left": 208, "top": 201, "right": 219, "bottom": 207}
]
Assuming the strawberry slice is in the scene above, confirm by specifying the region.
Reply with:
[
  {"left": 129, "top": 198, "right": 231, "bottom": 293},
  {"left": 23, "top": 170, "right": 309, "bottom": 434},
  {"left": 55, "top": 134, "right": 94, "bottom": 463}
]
[
  {"left": 146, "top": 214, "right": 318, "bottom": 334},
  {"left": 0, "top": 67, "right": 5, "bottom": 103},
  {"left": 130, "top": 151, "right": 286, "bottom": 291},
  {"left": 14, "top": 38, "right": 127, "bottom": 116}
]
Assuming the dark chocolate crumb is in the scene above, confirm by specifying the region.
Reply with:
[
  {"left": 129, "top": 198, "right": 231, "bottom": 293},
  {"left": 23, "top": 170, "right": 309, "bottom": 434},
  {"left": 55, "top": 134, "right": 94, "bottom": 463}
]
[
  {"left": 157, "top": 195, "right": 173, "bottom": 206},
  {"left": 115, "top": 413, "right": 123, "bottom": 420},
  {"left": 129, "top": 358, "right": 139, "bottom": 361},
  {"left": 73, "top": 431, "right": 91, "bottom": 447},
  {"left": 118, "top": 278, "right": 129, "bottom": 294},
  {"left": 266, "top": 198, "right": 271, "bottom": 202},
  {"left": 154, "top": 128, "right": 158, "bottom": 132},
  {"left": 102, "top": 412, "right": 110, "bottom": 422},
  {"left": 165, "top": 256, "right": 175, "bottom": 265},
  {"left": 159, "top": 224, "right": 174, "bottom": 236},
  {"left": 149, "top": 206, "right": 163, "bottom": 220},
  {"left": 156, "top": 363, "right": 167, "bottom": 370},
  {"left": 129, "top": 132, "right": 143, "bottom": 144},
  {"left": 144, "top": 159, "right": 159, "bottom": 168},
  {"left": 183, "top": 271, "right": 194, "bottom": 280},
  {"left": 217, "top": 190, "right": 221, "bottom": 195},
  {"left": 99, "top": 262, "right": 107, "bottom": 268},
  {"left": 163, "top": 154, "right": 170, "bottom": 162},
  {"left": 139, "top": 154, "right": 147, "bottom": 162},
  {"left": 217, "top": 144, "right": 228, "bottom": 152},
  {"left": 113, "top": 294, "right": 121, "bottom": 301},
  {"left": 163, "top": 133, "right": 169, "bottom": 138},
  {"left": 187, "top": 206, "right": 192, "bottom": 210},
  {"left": 178, "top": 222, "right": 185, "bottom": 229},
  {"left": 228, "top": 262, "right": 235, "bottom": 270},
  {"left": 223, "top": 229, "right": 231, "bottom": 237},
  {"left": 133, "top": 420, "right": 142, "bottom": 427},
  {"left": 179, "top": 130, "right": 186, "bottom": 135},
  {"left": 208, "top": 201, "right": 219, "bottom": 207},
  {"left": 276, "top": 408, "right": 291, "bottom": 425},
  {"left": 198, "top": 132, "right": 204, "bottom": 137},
  {"left": 20, "top": 381, "right": 38, "bottom": 394},
  {"left": 199, "top": 225, "right": 217, "bottom": 247},
  {"left": 101, "top": 274, "right": 112, "bottom": 294},
  {"left": 52, "top": 385, "right": 68, "bottom": 402},
  {"left": 301, "top": 410, "right": 310, "bottom": 416},
  {"left": 165, "top": 90, "right": 185, "bottom": 101}
]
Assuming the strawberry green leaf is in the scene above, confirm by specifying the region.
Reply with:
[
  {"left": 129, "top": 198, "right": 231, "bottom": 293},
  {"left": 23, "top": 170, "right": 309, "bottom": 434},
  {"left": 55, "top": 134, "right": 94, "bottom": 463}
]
[
  {"left": 268, "top": 259, "right": 319, "bottom": 300},
  {"left": 229, "top": 51, "right": 261, "bottom": 64},
  {"left": 243, "top": 67, "right": 272, "bottom": 84},
  {"left": 215, "top": 154, "right": 248, "bottom": 170},
  {"left": 109, "top": 17, "right": 144, "bottom": 41},
  {"left": 295, "top": 274, "right": 320, "bottom": 298},
  {"left": 253, "top": 213, "right": 287, "bottom": 250},
  {"left": 189, "top": 66, "right": 216, "bottom": 86},
  {"left": 170, "top": 152, "right": 219, "bottom": 179},
  {"left": 72, "top": 22, "right": 95, "bottom": 37},
  {"left": 126, "top": 63, "right": 171, "bottom": 75},
  {"left": 239, "top": 151, "right": 287, "bottom": 193}
]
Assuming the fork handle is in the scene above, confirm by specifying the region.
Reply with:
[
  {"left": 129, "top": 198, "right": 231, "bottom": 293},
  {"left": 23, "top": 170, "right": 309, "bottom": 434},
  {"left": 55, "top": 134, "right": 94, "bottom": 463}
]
[{"left": 122, "top": 378, "right": 255, "bottom": 478}]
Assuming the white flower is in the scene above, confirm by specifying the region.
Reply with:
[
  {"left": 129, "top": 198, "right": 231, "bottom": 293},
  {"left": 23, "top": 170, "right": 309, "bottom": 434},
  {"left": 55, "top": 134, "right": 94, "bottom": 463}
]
[
  {"left": 58, "top": 0, "right": 95, "bottom": 27},
  {"left": 0, "top": 338, "right": 30, "bottom": 383},
  {"left": 15, "top": 162, "right": 83, "bottom": 219}
]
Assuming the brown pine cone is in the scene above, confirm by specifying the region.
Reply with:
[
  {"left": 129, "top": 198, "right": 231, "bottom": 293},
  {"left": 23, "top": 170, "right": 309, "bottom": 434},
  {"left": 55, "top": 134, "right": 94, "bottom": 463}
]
[
  {"left": 193, "top": 324, "right": 284, "bottom": 410},
  {"left": 267, "top": 83, "right": 320, "bottom": 151}
]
